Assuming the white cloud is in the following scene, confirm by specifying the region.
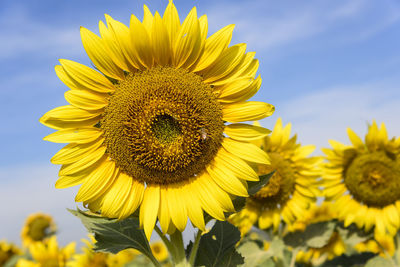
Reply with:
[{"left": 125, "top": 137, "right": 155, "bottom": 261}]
[
  {"left": 0, "top": 163, "right": 87, "bottom": 246},
  {"left": 264, "top": 82, "right": 400, "bottom": 152}
]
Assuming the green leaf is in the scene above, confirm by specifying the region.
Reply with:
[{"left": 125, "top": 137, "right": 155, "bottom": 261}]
[
  {"left": 194, "top": 221, "right": 244, "bottom": 267},
  {"left": 365, "top": 256, "right": 393, "bottom": 267},
  {"left": 232, "top": 172, "right": 274, "bottom": 212},
  {"left": 283, "top": 221, "right": 336, "bottom": 249},
  {"left": 237, "top": 241, "right": 272, "bottom": 267},
  {"left": 4, "top": 254, "right": 25, "bottom": 267},
  {"left": 69, "top": 209, "right": 153, "bottom": 260},
  {"left": 336, "top": 223, "right": 373, "bottom": 255}
]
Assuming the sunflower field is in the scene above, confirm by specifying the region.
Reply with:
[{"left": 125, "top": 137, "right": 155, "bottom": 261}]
[{"left": 1, "top": 1, "right": 400, "bottom": 267}]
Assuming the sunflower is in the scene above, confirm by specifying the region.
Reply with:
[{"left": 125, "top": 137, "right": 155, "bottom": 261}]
[
  {"left": 40, "top": 1, "right": 273, "bottom": 239},
  {"left": 150, "top": 241, "right": 169, "bottom": 262},
  {"left": 230, "top": 118, "right": 320, "bottom": 235},
  {"left": 0, "top": 240, "right": 21, "bottom": 266},
  {"left": 321, "top": 121, "right": 400, "bottom": 240},
  {"left": 16, "top": 236, "right": 75, "bottom": 267},
  {"left": 68, "top": 235, "right": 138, "bottom": 267},
  {"left": 21, "top": 213, "right": 57, "bottom": 247},
  {"left": 289, "top": 202, "right": 346, "bottom": 265}
]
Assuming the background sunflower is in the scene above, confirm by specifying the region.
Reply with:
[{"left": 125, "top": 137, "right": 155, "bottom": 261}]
[
  {"left": 321, "top": 121, "right": 400, "bottom": 241},
  {"left": 230, "top": 118, "right": 321, "bottom": 235}
]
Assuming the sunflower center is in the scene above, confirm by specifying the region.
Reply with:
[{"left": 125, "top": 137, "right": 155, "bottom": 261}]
[
  {"left": 28, "top": 217, "right": 51, "bottom": 241},
  {"left": 248, "top": 153, "right": 296, "bottom": 209},
  {"left": 151, "top": 114, "right": 182, "bottom": 144},
  {"left": 345, "top": 151, "right": 400, "bottom": 207},
  {"left": 101, "top": 66, "right": 224, "bottom": 185}
]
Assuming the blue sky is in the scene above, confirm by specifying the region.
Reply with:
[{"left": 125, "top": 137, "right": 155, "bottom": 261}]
[{"left": 0, "top": 0, "right": 399, "bottom": 246}]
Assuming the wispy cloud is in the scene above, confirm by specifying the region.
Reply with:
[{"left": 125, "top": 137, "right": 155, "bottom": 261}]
[
  {"left": 0, "top": 6, "right": 82, "bottom": 60},
  {"left": 266, "top": 81, "right": 400, "bottom": 151},
  {"left": 203, "top": 0, "right": 400, "bottom": 51}
]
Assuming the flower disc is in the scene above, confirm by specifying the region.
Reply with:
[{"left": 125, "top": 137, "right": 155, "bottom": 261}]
[
  {"left": 344, "top": 151, "right": 400, "bottom": 207},
  {"left": 102, "top": 67, "right": 224, "bottom": 184}
]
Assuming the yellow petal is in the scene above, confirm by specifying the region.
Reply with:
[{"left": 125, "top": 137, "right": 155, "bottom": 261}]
[
  {"left": 173, "top": 7, "right": 202, "bottom": 68},
  {"left": 223, "top": 52, "right": 257, "bottom": 82},
  {"left": 130, "top": 14, "right": 153, "bottom": 68},
  {"left": 105, "top": 15, "right": 141, "bottom": 70},
  {"left": 166, "top": 184, "right": 188, "bottom": 232},
  {"left": 119, "top": 177, "right": 145, "bottom": 219},
  {"left": 41, "top": 105, "right": 100, "bottom": 122},
  {"left": 59, "top": 146, "right": 107, "bottom": 176},
  {"left": 43, "top": 127, "right": 103, "bottom": 144},
  {"left": 151, "top": 12, "right": 171, "bottom": 66},
  {"left": 217, "top": 76, "right": 261, "bottom": 103},
  {"left": 75, "top": 158, "right": 117, "bottom": 202},
  {"left": 102, "top": 171, "right": 133, "bottom": 218},
  {"left": 140, "top": 185, "right": 160, "bottom": 240},
  {"left": 99, "top": 20, "right": 131, "bottom": 71},
  {"left": 224, "top": 123, "right": 271, "bottom": 141},
  {"left": 196, "top": 173, "right": 234, "bottom": 213},
  {"left": 182, "top": 183, "right": 205, "bottom": 230},
  {"left": 51, "top": 138, "right": 103, "bottom": 164},
  {"left": 214, "top": 148, "right": 259, "bottom": 181},
  {"left": 158, "top": 187, "right": 171, "bottom": 233},
  {"left": 55, "top": 175, "right": 85, "bottom": 189},
  {"left": 59, "top": 59, "right": 115, "bottom": 93},
  {"left": 65, "top": 90, "right": 108, "bottom": 111},
  {"left": 198, "top": 15, "right": 208, "bottom": 46},
  {"left": 163, "top": 0, "right": 181, "bottom": 48},
  {"left": 347, "top": 128, "right": 365, "bottom": 149},
  {"left": 222, "top": 138, "right": 270, "bottom": 164},
  {"left": 80, "top": 27, "right": 125, "bottom": 80},
  {"left": 222, "top": 101, "right": 275, "bottom": 123},
  {"left": 193, "top": 24, "right": 234, "bottom": 72},
  {"left": 202, "top": 44, "right": 246, "bottom": 83},
  {"left": 55, "top": 65, "right": 79, "bottom": 90},
  {"left": 207, "top": 164, "right": 248, "bottom": 197},
  {"left": 142, "top": 5, "right": 153, "bottom": 31}
]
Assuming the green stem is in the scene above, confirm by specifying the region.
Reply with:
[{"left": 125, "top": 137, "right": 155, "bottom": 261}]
[
  {"left": 289, "top": 248, "right": 298, "bottom": 267},
  {"left": 154, "top": 225, "right": 174, "bottom": 257},
  {"left": 146, "top": 251, "right": 162, "bottom": 267},
  {"left": 170, "top": 230, "right": 188, "bottom": 267},
  {"left": 188, "top": 229, "right": 203, "bottom": 266}
]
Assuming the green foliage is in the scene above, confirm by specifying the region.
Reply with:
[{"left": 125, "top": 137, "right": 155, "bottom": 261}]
[
  {"left": 190, "top": 221, "right": 244, "bottom": 267},
  {"left": 283, "top": 221, "right": 336, "bottom": 249},
  {"left": 365, "top": 255, "right": 394, "bottom": 267},
  {"left": 238, "top": 238, "right": 294, "bottom": 267},
  {"left": 336, "top": 223, "right": 373, "bottom": 255},
  {"left": 69, "top": 209, "right": 153, "bottom": 260}
]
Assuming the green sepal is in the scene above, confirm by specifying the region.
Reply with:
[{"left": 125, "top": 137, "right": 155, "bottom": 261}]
[
  {"left": 68, "top": 209, "right": 153, "bottom": 259},
  {"left": 188, "top": 221, "right": 244, "bottom": 267},
  {"left": 232, "top": 171, "right": 275, "bottom": 213}
]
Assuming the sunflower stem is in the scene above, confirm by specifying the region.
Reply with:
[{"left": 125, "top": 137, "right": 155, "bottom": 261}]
[
  {"left": 188, "top": 229, "right": 203, "bottom": 266},
  {"left": 170, "top": 230, "right": 188, "bottom": 267},
  {"left": 146, "top": 249, "right": 162, "bottom": 267},
  {"left": 154, "top": 225, "right": 174, "bottom": 258}
]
